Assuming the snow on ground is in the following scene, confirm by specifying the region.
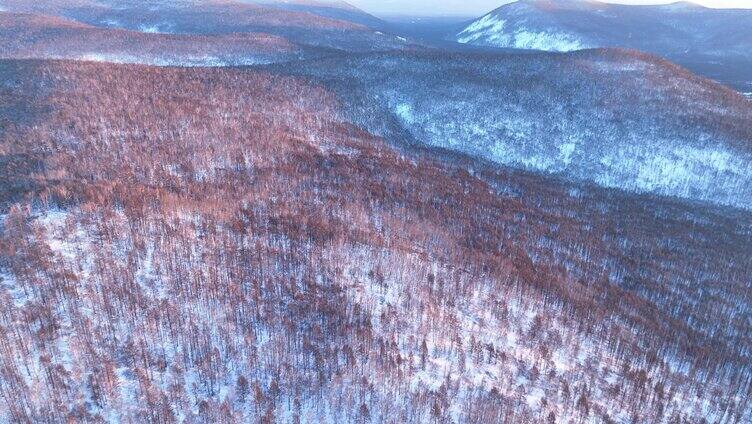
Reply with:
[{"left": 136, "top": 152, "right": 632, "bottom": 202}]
[
  {"left": 0, "top": 269, "right": 28, "bottom": 309},
  {"left": 525, "top": 387, "right": 545, "bottom": 409},
  {"left": 101, "top": 19, "right": 122, "bottom": 27},
  {"left": 456, "top": 14, "right": 507, "bottom": 44},
  {"left": 138, "top": 24, "right": 172, "bottom": 34},
  {"left": 593, "top": 59, "right": 650, "bottom": 73},
  {"left": 394, "top": 102, "right": 415, "bottom": 125},
  {"left": 386, "top": 90, "right": 752, "bottom": 209},
  {"left": 510, "top": 30, "right": 586, "bottom": 52},
  {"left": 76, "top": 53, "right": 273, "bottom": 67},
  {"left": 596, "top": 143, "right": 752, "bottom": 207},
  {"left": 558, "top": 140, "right": 577, "bottom": 166},
  {"left": 457, "top": 14, "right": 502, "bottom": 39},
  {"left": 336, "top": 245, "right": 650, "bottom": 419},
  {"left": 36, "top": 209, "right": 93, "bottom": 269},
  {"left": 456, "top": 14, "right": 587, "bottom": 51}
]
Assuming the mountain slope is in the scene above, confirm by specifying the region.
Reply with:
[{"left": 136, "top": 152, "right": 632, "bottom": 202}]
[
  {"left": 454, "top": 0, "right": 752, "bottom": 91},
  {"left": 275, "top": 48, "right": 752, "bottom": 210},
  {"left": 455, "top": 0, "right": 752, "bottom": 54},
  {"left": 0, "top": 0, "right": 410, "bottom": 52},
  {"left": 0, "top": 12, "right": 303, "bottom": 65},
  {"left": 0, "top": 58, "right": 750, "bottom": 423}
]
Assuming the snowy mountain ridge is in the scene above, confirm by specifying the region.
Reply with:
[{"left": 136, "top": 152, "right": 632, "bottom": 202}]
[
  {"left": 453, "top": 0, "right": 752, "bottom": 91},
  {"left": 454, "top": 0, "right": 751, "bottom": 53}
]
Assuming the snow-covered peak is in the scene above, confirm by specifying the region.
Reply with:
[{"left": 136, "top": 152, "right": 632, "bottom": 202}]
[{"left": 454, "top": 0, "right": 752, "bottom": 59}]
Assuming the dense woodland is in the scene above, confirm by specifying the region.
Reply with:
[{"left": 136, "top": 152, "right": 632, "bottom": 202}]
[
  {"left": 0, "top": 1, "right": 751, "bottom": 423},
  {"left": 0, "top": 59, "right": 750, "bottom": 423}
]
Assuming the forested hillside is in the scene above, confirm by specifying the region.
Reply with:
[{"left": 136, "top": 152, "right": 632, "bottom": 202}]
[
  {"left": 0, "top": 59, "right": 750, "bottom": 423},
  {"left": 277, "top": 48, "right": 752, "bottom": 210},
  {"left": 0, "top": 12, "right": 303, "bottom": 65},
  {"left": 0, "top": 1, "right": 751, "bottom": 423}
]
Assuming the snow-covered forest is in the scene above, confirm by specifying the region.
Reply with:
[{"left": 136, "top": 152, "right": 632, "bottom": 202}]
[
  {"left": 276, "top": 49, "right": 752, "bottom": 210},
  {"left": 0, "top": 1, "right": 751, "bottom": 423}
]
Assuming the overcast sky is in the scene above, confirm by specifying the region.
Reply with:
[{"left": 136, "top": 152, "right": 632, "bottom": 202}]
[{"left": 347, "top": 0, "right": 752, "bottom": 17}]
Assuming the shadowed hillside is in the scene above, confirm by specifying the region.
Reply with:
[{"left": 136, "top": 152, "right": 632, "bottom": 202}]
[{"left": 274, "top": 48, "right": 752, "bottom": 210}]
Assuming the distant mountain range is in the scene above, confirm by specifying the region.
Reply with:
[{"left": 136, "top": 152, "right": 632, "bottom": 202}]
[
  {"left": 0, "top": 0, "right": 409, "bottom": 52},
  {"left": 0, "top": 12, "right": 305, "bottom": 65},
  {"left": 455, "top": 0, "right": 752, "bottom": 55},
  {"left": 454, "top": 0, "right": 752, "bottom": 91}
]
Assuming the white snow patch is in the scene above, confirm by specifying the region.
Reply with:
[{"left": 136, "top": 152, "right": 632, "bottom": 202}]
[
  {"left": 594, "top": 59, "right": 649, "bottom": 72},
  {"left": 457, "top": 14, "right": 586, "bottom": 51},
  {"left": 0, "top": 270, "right": 28, "bottom": 309},
  {"left": 627, "top": 146, "right": 747, "bottom": 190},
  {"left": 558, "top": 141, "right": 577, "bottom": 166},
  {"left": 491, "top": 141, "right": 557, "bottom": 171},
  {"left": 395, "top": 103, "right": 415, "bottom": 124},
  {"left": 138, "top": 24, "right": 169, "bottom": 34},
  {"left": 525, "top": 387, "right": 545, "bottom": 409},
  {"left": 35, "top": 209, "right": 95, "bottom": 282},
  {"left": 101, "top": 18, "right": 121, "bottom": 27},
  {"left": 552, "top": 351, "right": 573, "bottom": 373},
  {"left": 457, "top": 14, "right": 506, "bottom": 44},
  {"left": 36, "top": 210, "right": 77, "bottom": 260},
  {"left": 77, "top": 53, "right": 269, "bottom": 67}
]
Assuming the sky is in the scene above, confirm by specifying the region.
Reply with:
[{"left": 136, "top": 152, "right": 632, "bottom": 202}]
[{"left": 348, "top": 0, "right": 752, "bottom": 16}]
